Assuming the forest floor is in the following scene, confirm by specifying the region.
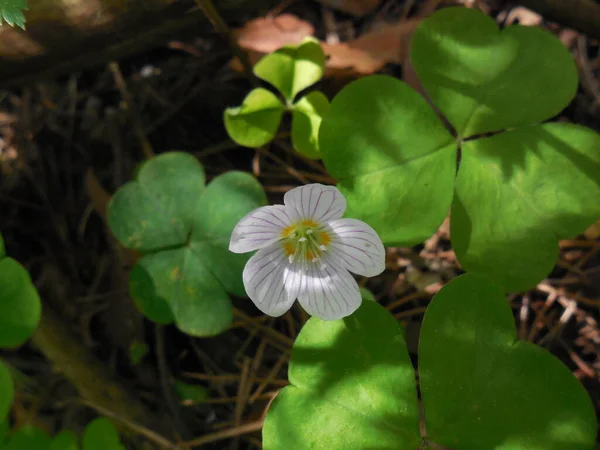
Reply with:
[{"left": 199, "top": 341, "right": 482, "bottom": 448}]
[{"left": 1, "top": 0, "right": 600, "bottom": 448}]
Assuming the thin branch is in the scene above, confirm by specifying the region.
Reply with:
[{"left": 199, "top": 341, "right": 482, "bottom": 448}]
[
  {"left": 195, "top": 0, "right": 256, "bottom": 83},
  {"left": 184, "top": 420, "right": 264, "bottom": 448},
  {"left": 76, "top": 399, "right": 180, "bottom": 450},
  {"left": 108, "top": 62, "right": 154, "bottom": 159}
]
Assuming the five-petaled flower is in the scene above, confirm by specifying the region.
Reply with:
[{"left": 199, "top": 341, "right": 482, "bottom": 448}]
[{"left": 229, "top": 184, "right": 385, "bottom": 320}]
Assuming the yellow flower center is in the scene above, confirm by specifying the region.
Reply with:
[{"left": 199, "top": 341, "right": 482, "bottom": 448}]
[{"left": 281, "top": 220, "right": 332, "bottom": 264}]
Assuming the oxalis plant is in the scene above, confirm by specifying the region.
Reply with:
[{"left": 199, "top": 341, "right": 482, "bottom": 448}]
[
  {"left": 0, "top": 234, "right": 126, "bottom": 449},
  {"left": 221, "top": 6, "right": 600, "bottom": 450}
]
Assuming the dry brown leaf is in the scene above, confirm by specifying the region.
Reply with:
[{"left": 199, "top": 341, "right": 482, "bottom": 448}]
[
  {"left": 232, "top": 15, "right": 420, "bottom": 78},
  {"left": 231, "top": 14, "right": 315, "bottom": 71},
  {"left": 317, "top": 0, "right": 381, "bottom": 17},
  {"left": 322, "top": 42, "right": 385, "bottom": 75},
  {"left": 324, "top": 19, "right": 421, "bottom": 76},
  {"left": 234, "top": 14, "right": 314, "bottom": 54}
]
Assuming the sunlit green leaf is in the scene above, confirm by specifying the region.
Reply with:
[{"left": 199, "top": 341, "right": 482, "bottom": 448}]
[
  {"left": 411, "top": 7, "right": 577, "bottom": 137},
  {"left": 254, "top": 37, "right": 325, "bottom": 102},
  {"left": 291, "top": 91, "right": 329, "bottom": 159},
  {"left": 452, "top": 123, "right": 600, "bottom": 291},
  {"left": 420, "top": 273, "right": 597, "bottom": 449},
  {"left": 263, "top": 301, "right": 421, "bottom": 449},
  {"left": 319, "top": 75, "right": 456, "bottom": 245},
  {"left": 224, "top": 88, "right": 284, "bottom": 148}
]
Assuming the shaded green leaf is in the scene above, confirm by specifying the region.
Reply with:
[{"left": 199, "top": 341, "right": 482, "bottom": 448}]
[
  {"left": 108, "top": 153, "right": 266, "bottom": 336},
  {"left": 132, "top": 248, "right": 233, "bottom": 336},
  {"left": 0, "top": 361, "right": 12, "bottom": 423},
  {"left": 0, "top": 257, "right": 42, "bottom": 347},
  {"left": 411, "top": 7, "right": 577, "bottom": 137},
  {"left": 128, "top": 339, "right": 148, "bottom": 366},
  {"left": 129, "top": 263, "right": 174, "bottom": 324},
  {"left": 291, "top": 91, "right": 329, "bottom": 159},
  {"left": 0, "top": 420, "right": 8, "bottom": 444},
  {"left": 263, "top": 301, "right": 421, "bottom": 449},
  {"left": 82, "top": 418, "right": 124, "bottom": 450},
  {"left": 319, "top": 75, "right": 456, "bottom": 245},
  {"left": 3, "top": 426, "right": 51, "bottom": 450},
  {"left": 254, "top": 37, "right": 325, "bottom": 101},
  {"left": 224, "top": 88, "right": 284, "bottom": 148},
  {"left": 0, "top": 0, "right": 27, "bottom": 29},
  {"left": 49, "top": 431, "right": 78, "bottom": 450},
  {"left": 452, "top": 123, "right": 600, "bottom": 291},
  {"left": 419, "top": 273, "right": 597, "bottom": 450},
  {"left": 174, "top": 381, "right": 210, "bottom": 403},
  {"left": 108, "top": 152, "right": 204, "bottom": 252}
]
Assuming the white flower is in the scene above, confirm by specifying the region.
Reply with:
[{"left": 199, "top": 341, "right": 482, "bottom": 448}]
[{"left": 229, "top": 183, "right": 385, "bottom": 320}]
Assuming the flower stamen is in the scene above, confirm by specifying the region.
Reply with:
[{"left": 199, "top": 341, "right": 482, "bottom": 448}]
[{"left": 280, "top": 221, "right": 332, "bottom": 266}]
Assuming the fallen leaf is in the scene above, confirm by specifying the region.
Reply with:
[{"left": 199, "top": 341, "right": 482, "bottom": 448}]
[
  {"left": 317, "top": 0, "right": 381, "bottom": 16},
  {"left": 233, "top": 15, "right": 420, "bottom": 78},
  {"left": 325, "top": 19, "right": 421, "bottom": 75},
  {"left": 231, "top": 14, "right": 315, "bottom": 71},
  {"left": 235, "top": 14, "right": 314, "bottom": 54}
]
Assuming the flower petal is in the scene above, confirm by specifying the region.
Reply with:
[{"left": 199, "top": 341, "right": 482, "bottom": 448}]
[
  {"left": 328, "top": 218, "right": 386, "bottom": 277},
  {"left": 230, "top": 205, "right": 297, "bottom": 253},
  {"left": 284, "top": 184, "right": 346, "bottom": 222},
  {"left": 242, "top": 244, "right": 302, "bottom": 317},
  {"left": 297, "top": 260, "right": 361, "bottom": 320}
]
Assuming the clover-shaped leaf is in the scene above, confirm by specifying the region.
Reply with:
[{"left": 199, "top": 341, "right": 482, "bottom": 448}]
[
  {"left": 108, "top": 152, "right": 266, "bottom": 336},
  {"left": 224, "top": 88, "right": 284, "bottom": 148},
  {"left": 254, "top": 37, "right": 325, "bottom": 102},
  {"left": 263, "top": 274, "right": 597, "bottom": 450},
  {"left": 263, "top": 301, "right": 421, "bottom": 449},
  {"left": 0, "top": 234, "right": 42, "bottom": 347},
  {"left": 224, "top": 38, "right": 328, "bottom": 157},
  {"left": 3, "top": 426, "right": 51, "bottom": 450},
  {"left": 291, "top": 91, "right": 330, "bottom": 159},
  {"left": 319, "top": 7, "right": 600, "bottom": 291},
  {"left": 419, "top": 273, "right": 596, "bottom": 449},
  {"left": 319, "top": 75, "right": 456, "bottom": 245},
  {"left": 0, "top": 361, "right": 12, "bottom": 424},
  {"left": 0, "top": 0, "right": 27, "bottom": 29},
  {"left": 453, "top": 124, "right": 600, "bottom": 291},
  {"left": 82, "top": 418, "right": 125, "bottom": 450},
  {"left": 410, "top": 7, "right": 577, "bottom": 137}
]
